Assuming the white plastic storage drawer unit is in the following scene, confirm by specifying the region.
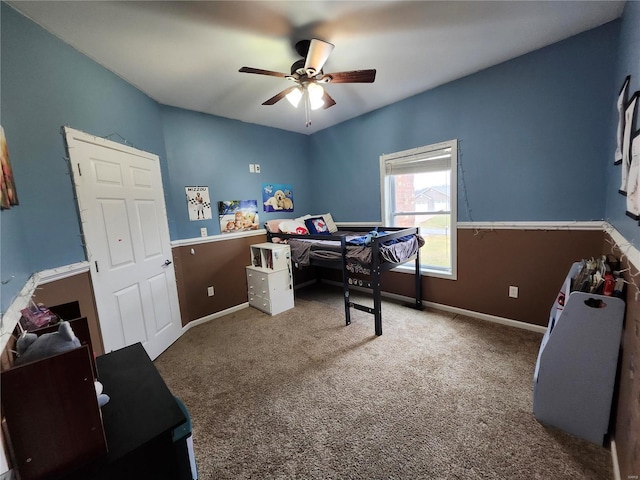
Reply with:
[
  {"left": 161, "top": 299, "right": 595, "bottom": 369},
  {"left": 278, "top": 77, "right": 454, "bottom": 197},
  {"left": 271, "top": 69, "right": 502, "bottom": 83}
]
[{"left": 246, "top": 242, "right": 294, "bottom": 315}]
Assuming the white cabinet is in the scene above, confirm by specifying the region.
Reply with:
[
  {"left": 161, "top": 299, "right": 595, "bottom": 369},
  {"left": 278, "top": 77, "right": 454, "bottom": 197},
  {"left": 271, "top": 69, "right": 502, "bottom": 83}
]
[
  {"left": 533, "top": 262, "right": 625, "bottom": 445},
  {"left": 246, "top": 243, "right": 294, "bottom": 315}
]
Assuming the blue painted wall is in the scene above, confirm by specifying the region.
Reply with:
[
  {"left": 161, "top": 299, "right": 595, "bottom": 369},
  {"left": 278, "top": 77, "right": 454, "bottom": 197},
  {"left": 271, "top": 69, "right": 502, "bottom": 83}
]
[
  {"left": 160, "top": 106, "right": 310, "bottom": 239},
  {"left": 605, "top": 0, "right": 640, "bottom": 245},
  {"left": 0, "top": 2, "right": 627, "bottom": 312},
  {"left": 0, "top": 4, "right": 169, "bottom": 311},
  {"left": 0, "top": 3, "right": 309, "bottom": 311},
  {"left": 309, "top": 21, "right": 618, "bottom": 223}
]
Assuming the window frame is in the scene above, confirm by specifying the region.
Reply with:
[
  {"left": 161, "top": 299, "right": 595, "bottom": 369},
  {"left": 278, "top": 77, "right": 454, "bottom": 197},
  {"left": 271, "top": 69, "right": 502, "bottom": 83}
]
[{"left": 380, "top": 139, "right": 458, "bottom": 280}]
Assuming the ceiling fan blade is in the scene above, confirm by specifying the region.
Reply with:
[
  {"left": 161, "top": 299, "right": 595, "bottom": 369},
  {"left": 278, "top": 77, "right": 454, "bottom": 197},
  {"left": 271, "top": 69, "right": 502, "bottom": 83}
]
[
  {"left": 324, "top": 69, "right": 377, "bottom": 84},
  {"left": 304, "top": 39, "right": 335, "bottom": 77},
  {"left": 262, "top": 86, "right": 298, "bottom": 106},
  {"left": 322, "top": 91, "right": 336, "bottom": 110},
  {"left": 239, "top": 66, "right": 287, "bottom": 78}
]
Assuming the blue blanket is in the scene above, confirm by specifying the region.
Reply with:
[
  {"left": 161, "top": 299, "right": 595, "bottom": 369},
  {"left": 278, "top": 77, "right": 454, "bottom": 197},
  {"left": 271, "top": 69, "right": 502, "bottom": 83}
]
[{"left": 346, "top": 230, "right": 413, "bottom": 246}]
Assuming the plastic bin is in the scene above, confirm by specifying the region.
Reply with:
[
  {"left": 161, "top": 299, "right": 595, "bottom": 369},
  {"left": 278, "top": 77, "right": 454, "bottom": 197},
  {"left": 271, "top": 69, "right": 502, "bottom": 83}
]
[{"left": 173, "top": 396, "right": 198, "bottom": 480}]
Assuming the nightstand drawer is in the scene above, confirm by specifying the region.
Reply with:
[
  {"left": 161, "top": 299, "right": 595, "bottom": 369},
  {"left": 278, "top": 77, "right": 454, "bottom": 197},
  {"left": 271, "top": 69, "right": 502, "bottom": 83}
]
[
  {"left": 246, "top": 270, "right": 269, "bottom": 294},
  {"left": 248, "top": 292, "right": 271, "bottom": 314}
]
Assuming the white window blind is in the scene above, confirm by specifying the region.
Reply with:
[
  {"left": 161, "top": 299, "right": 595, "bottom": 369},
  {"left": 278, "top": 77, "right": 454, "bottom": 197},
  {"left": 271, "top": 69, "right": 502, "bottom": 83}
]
[{"left": 383, "top": 147, "right": 452, "bottom": 175}]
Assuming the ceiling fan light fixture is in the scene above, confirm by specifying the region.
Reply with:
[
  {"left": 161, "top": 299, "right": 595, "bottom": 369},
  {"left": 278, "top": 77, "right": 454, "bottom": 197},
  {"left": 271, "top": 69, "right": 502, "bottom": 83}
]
[
  {"left": 309, "top": 96, "right": 324, "bottom": 111},
  {"left": 307, "top": 82, "right": 325, "bottom": 110},
  {"left": 286, "top": 87, "right": 303, "bottom": 108},
  {"left": 304, "top": 39, "right": 335, "bottom": 79}
]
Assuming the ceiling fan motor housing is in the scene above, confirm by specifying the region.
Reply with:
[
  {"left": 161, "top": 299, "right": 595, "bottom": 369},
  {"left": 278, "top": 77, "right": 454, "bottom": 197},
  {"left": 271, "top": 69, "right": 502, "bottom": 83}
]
[{"left": 291, "top": 59, "right": 306, "bottom": 76}]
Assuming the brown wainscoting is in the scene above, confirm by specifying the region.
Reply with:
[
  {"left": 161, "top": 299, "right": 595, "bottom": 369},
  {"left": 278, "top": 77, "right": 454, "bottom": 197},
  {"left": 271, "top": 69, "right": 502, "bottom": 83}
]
[
  {"left": 382, "top": 228, "right": 606, "bottom": 326},
  {"left": 608, "top": 237, "right": 640, "bottom": 480},
  {"left": 33, "top": 271, "right": 104, "bottom": 356},
  {"left": 172, "top": 234, "right": 268, "bottom": 325}
]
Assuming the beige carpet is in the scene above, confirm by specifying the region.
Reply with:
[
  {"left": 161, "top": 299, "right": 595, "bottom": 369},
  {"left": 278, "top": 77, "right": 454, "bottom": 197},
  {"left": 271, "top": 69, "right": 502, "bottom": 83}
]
[{"left": 154, "top": 284, "right": 613, "bottom": 479}]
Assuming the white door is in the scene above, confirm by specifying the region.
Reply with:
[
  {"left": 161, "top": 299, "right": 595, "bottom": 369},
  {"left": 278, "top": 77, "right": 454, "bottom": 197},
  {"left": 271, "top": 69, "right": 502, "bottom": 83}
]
[{"left": 64, "top": 127, "right": 182, "bottom": 360}]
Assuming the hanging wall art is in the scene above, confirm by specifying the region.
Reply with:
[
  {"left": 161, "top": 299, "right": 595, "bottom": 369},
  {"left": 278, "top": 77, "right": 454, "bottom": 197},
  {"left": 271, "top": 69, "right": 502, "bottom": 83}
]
[
  {"left": 218, "top": 200, "right": 259, "bottom": 233},
  {"left": 185, "top": 186, "right": 212, "bottom": 221},
  {"left": 0, "top": 126, "right": 19, "bottom": 210},
  {"left": 620, "top": 91, "right": 638, "bottom": 196},
  {"left": 262, "top": 183, "right": 294, "bottom": 212},
  {"left": 615, "top": 76, "right": 631, "bottom": 165}
]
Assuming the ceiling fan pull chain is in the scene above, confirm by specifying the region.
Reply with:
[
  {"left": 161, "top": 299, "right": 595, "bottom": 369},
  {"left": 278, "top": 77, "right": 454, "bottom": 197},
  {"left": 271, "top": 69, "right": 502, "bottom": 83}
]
[{"left": 305, "top": 90, "right": 311, "bottom": 127}]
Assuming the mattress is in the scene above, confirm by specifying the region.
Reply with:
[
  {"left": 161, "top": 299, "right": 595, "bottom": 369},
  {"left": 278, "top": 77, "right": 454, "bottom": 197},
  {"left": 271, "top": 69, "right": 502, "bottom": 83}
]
[{"left": 287, "top": 231, "right": 424, "bottom": 274}]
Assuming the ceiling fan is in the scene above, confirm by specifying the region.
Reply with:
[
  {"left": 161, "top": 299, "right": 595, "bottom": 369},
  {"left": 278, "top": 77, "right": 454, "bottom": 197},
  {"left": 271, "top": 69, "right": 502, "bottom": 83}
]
[{"left": 239, "top": 39, "right": 376, "bottom": 127}]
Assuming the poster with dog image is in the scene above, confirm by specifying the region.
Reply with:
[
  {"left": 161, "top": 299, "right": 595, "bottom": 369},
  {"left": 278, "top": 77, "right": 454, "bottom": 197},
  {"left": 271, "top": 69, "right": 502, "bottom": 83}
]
[
  {"left": 218, "top": 200, "right": 260, "bottom": 233},
  {"left": 262, "top": 183, "right": 294, "bottom": 212}
]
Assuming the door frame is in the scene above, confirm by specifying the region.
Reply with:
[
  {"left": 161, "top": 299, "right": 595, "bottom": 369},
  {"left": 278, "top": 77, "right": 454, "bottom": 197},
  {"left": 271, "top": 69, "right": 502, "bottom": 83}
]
[{"left": 63, "top": 127, "right": 182, "bottom": 359}]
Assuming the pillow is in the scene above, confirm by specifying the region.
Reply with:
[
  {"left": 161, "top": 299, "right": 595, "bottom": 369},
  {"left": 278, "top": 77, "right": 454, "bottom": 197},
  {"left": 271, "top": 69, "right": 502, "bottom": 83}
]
[
  {"left": 304, "top": 216, "right": 331, "bottom": 235},
  {"left": 264, "top": 219, "right": 284, "bottom": 234},
  {"left": 322, "top": 213, "right": 338, "bottom": 233},
  {"left": 278, "top": 220, "right": 309, "bottom": 235},
  {"left": 295, "top": 214, "right": 312, "bottom": 222}
]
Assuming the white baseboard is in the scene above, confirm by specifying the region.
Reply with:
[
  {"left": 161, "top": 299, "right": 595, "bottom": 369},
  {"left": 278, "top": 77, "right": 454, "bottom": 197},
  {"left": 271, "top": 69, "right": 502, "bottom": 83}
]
[
  {"left": 611, "top": 438, "right": 621, "bottom": 480},
  {"left": 182, "top": 302, "right": 249, "bottom": 333},
  {"left": 320, "top": 279, "right": 547, "bottom": 334}
]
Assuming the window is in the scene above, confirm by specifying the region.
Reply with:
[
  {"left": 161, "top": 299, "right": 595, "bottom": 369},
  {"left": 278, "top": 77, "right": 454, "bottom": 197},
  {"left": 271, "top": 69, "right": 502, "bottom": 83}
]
[{"left": 380, "top": 139, "right": 457, "bottom": 278}]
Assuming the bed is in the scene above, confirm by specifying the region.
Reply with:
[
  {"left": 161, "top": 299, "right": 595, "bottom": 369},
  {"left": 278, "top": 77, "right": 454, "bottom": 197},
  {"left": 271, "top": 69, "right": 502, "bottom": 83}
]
[{"left": 265, "top": 215, "right": 425, "bottom": 335}]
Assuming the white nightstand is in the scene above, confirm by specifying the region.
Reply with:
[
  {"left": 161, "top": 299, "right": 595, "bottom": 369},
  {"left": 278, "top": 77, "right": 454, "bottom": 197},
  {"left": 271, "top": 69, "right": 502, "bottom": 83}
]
[{"left": 246, "top": 243, "right": 294, "bottom": 315}]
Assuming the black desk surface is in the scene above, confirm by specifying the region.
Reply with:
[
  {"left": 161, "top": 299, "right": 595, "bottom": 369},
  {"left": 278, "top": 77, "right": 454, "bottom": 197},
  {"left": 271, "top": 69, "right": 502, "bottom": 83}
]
[{"left": 95, "top": 342, "right": 186, "bottom": 462}]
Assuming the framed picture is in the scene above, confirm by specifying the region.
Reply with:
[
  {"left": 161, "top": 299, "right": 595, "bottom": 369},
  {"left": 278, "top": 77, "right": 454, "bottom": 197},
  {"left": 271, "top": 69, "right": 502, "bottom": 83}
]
[
  {"left": 620, "top": 91, "right": 638, "bottom": 195},
  {"left": 629, "top": 130, "right": 640, "bottom": 221},
  {"left": 262, "top": 183, "right": 294, "bottom": 212},
  {"left": 218, "top": 200, "right": 259, "bottom": 233},
  {"left": 0, "top": 126, "right": 19, "bottom": 210},
  {"left": 615, "top": 76, "right": 631, "bottom": 165}
]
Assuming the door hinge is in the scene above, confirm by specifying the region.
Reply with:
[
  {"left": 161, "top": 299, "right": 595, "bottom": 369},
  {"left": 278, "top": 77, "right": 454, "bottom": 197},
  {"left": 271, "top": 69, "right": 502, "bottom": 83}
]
[
  {"left": 95, "top": 261, "right": 99, "bottom": 273},
  {"left": 77, "top": 163, "right": 82, "bottom": 176}
]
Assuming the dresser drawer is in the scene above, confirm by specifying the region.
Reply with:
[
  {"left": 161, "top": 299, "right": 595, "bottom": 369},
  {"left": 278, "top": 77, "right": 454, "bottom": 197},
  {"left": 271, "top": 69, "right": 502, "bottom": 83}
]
[
  {"left": 246, "top": 270, "right": 269, "bottom": 294},
  {"left": 248, "top": 292, "right": 271, "bottom": 314}
]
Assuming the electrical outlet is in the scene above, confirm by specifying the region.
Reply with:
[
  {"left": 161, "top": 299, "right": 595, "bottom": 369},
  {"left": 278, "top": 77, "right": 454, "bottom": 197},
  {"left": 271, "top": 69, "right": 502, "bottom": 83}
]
[
  {"left": 509, "top": 286, "right": 519, "bottom": 298},
  {"left": 200, "top": 227, "right": 207, "bottom": 237},
  {"left": 254, "top": 164, "right": 261, "bottom": 173},
  {"left": 249, "top": 164, "right": 255, "bottom": 173},
  {"left": 207, "top": 286, "right": 214, "bottom": 297}
]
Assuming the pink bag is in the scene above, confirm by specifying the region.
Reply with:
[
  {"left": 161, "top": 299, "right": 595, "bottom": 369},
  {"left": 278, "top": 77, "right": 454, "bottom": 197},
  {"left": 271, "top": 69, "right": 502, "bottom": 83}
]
[{"left": 19, "top": 303, "right": 57, "bottom": 331}]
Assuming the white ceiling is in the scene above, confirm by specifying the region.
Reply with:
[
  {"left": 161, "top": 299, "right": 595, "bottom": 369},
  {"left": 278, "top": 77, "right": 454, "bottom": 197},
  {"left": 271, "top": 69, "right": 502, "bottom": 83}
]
[{"left": 8, "top": 1, "right": 625, "bottom": 135}]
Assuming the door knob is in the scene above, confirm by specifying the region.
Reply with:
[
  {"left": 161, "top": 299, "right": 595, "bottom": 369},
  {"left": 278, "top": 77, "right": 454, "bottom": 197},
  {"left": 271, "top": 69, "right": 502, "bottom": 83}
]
[{"left": 164, "top": 259, "right": 172, "bottom": 266}]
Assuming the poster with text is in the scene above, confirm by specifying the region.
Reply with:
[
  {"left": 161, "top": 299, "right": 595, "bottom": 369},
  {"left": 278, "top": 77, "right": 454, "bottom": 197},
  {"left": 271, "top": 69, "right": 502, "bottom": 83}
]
[
  {"left": 262, "top": 183, "right": 294, "bottom": 212},
  {"left": 185, "top": 186, "right": 212, "bottom": 221},
  {"left": 218, "top": 200, "right": 260, "bottom": 233}
]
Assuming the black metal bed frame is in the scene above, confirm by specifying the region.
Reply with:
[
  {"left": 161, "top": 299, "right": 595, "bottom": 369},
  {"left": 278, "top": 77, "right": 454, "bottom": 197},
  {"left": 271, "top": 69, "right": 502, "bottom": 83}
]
[{"left": 266, "top": 226, "right": 423, "bottom": 335}]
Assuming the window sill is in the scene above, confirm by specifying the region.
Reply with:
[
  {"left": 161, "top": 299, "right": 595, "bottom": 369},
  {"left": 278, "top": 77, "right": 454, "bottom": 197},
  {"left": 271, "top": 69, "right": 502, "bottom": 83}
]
[{"left": 392, "top": 263, "right": 457, "bottom": 280}]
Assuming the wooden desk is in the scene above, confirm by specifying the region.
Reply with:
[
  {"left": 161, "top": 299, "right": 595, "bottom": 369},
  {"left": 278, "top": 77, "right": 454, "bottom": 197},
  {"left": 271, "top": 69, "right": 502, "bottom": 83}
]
[{"left": 66, "top": 342, "right": 187, "bottom": 479}]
